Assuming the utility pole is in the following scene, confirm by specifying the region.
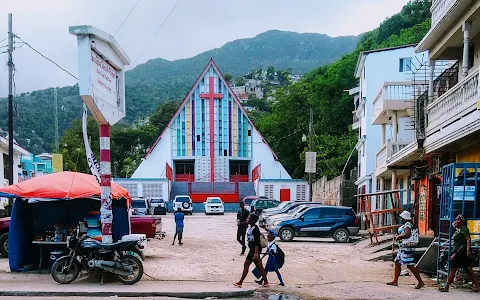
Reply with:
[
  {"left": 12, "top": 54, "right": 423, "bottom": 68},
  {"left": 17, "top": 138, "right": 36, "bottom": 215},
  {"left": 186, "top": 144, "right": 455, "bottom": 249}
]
[
  {"left": 7, "top": 13, "right": 14, "bottom": 191},
  {"left": 309, "top": 108, "right": 313, "bottom": 201},
  {"left": 53, "top": 88, "right": 59, "bottom": 153}
]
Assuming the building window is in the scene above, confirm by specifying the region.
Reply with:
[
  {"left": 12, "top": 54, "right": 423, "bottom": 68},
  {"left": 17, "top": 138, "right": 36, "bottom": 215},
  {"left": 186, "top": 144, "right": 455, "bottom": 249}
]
[
  {"left": 248, "top": 130, "right": 251, "bottom": 136},
  {"left": 120, "top": 183, "right": 138, "bottom": 198},
  {"left": 296, "top": 185, "right": 307, "bottom": 201},
  {"left": 399, "top": 57, "right": 412, "bottom": 72},
  {"left": 143, "top": 183, "right": 162, "bottom": 198},
  {"left": 264, "top": 184, "right": 274, "bottom": 199}
]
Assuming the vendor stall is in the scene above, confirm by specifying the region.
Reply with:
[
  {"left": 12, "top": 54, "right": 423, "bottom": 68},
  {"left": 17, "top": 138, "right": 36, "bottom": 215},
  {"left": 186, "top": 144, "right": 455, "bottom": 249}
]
[{"left": 0, "top": 171, "right": 132, "bottom": 272}]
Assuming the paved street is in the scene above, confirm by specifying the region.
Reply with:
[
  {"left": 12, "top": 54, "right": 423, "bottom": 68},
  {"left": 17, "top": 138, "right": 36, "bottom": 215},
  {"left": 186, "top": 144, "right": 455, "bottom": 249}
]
[{"left": 0, "top": 213, "right": 479, "bottom": 299}]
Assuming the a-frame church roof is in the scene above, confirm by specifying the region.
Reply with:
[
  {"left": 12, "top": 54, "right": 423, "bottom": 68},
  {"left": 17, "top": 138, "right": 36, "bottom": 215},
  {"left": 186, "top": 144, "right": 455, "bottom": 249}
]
[{"left": 144, "top": 58, "right": 279, "bottom": 160}]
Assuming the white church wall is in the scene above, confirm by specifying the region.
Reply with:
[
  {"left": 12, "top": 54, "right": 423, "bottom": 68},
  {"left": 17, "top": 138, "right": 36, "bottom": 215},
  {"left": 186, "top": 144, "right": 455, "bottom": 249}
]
[
  {"left": 258, "top": 179, "right": 309, "bottom": 201},
  {"left": 132, "top": 127, "right": 172, "bottom": 179},
  {"left": 251, "top": 128, "right": 291, "bottom": 179}
]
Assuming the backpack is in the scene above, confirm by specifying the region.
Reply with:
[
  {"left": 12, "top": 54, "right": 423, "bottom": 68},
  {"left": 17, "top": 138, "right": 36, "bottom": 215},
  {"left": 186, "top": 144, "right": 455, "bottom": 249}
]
[
  {"left": 276, "top": 245, "right": 285, "bottom": 269},
  {"left": 259, "top": 233, "right": 268, "bottom": 248}
]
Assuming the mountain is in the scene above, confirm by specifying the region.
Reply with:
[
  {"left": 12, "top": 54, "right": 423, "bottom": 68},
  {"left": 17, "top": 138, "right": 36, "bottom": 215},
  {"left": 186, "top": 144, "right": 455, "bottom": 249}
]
[{"left": 0, "top": 30, "right": 360, "bottom": 154}]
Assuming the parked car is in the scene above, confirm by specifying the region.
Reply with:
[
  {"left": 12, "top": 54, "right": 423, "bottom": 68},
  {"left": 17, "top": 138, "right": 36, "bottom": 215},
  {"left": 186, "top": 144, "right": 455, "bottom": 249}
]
[
  {"left": 131, "top": 198, "right": 152, "bottom": 215},
  {"left": 265, "top": 204, "right": 319, "bottom": 229},
  {"left": 173, "top": 195, "right": 193, "bottom": 215},
  {"left": 241, "top": 196, "right": 257, "bottom": 212},
  {"left": 251, "top": 199, "right": 280, "bottom": 214},
  {"left": 150, "top": 197, "right": 167, "bottom": 215},
  {"left": 0, "top": 217, "right": 10, "bottom": 257},
  {"left": 258, "top": 201, "right": 321, "bottom": 228},
  {"left": 271, "top": 205, "right": 359, "bottom": 243},
  {"left": 204, "top": 197, "right": 225, "bottom": 215}
]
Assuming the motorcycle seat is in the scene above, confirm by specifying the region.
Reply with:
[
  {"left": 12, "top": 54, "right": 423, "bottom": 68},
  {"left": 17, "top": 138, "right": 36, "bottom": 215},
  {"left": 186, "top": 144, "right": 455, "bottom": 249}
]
[{"left": 85, "top": 239, "right": 138, "bottom": 250}]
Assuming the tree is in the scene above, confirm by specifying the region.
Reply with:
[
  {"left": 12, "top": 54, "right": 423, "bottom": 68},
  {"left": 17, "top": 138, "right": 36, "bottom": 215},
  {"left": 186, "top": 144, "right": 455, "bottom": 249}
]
[
  {"left": 224, "top": 73, "right": 233, "bottom": 84},
  {"left": 266, "top": 66, "right": 276, "bottom": 80},
  {"left": 235, "top": 77, "right": 246, "bottom": 86},
  {"left": 149, "top": 100, "right": 182, "bottom": 135}
]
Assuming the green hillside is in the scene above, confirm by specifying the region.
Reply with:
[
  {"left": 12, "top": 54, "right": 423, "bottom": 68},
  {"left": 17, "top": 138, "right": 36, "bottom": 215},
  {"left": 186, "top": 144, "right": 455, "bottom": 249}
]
[{"left": 0, "top": 30, "right": 360, "bottom": 154}]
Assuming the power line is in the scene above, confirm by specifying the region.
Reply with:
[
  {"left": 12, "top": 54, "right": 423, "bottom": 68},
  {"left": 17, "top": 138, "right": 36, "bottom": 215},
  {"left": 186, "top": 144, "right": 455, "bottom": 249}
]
[
  {"left": 131, "top": 0, "right": 181, "bottom": 66},
  {"left": 114, "top": 0, "right": 140, "bottom": 36},
  {"left": 14, "top": 35, "right": 79, "bottom": 81}
]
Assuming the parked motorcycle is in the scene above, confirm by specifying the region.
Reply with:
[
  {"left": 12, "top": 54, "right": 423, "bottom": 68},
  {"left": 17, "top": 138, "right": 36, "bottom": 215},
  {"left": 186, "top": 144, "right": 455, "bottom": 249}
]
[{"left": 51, "top": 227, "right": 144, "bottom": 285}]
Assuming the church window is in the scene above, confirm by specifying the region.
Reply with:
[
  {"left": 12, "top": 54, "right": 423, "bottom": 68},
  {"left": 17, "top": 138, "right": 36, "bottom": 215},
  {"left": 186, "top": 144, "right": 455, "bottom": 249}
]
[
  {"left": 248, "top": 130, "right": 251, "bottom": 136},
  {"left": 224, "top": 150, "right": 228, "bottom": 156}
]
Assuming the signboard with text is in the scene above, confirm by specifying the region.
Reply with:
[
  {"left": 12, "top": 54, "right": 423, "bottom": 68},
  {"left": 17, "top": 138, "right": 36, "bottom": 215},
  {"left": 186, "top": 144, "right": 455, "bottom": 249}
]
[
  {"left": 453, "top": 186, "right": 476, "bottom": 201},
  {"left": 52, "top": 154, "right": 63, "bottom": 173},
  {"left": 69, "top": 25, "right": 130, "bottom": 125}
]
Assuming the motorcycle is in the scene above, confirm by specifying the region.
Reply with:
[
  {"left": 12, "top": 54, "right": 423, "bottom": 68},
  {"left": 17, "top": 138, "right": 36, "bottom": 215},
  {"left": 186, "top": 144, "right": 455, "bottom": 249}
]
[{"left": 51, "top": 227, "right": 144, "bottom": 285}]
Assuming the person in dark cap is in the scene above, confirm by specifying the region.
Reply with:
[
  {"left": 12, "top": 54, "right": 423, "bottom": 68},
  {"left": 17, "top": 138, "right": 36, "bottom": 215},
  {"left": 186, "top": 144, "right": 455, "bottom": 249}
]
[{"left": 439, "top": 214, "right": 479, "bottom": 292}]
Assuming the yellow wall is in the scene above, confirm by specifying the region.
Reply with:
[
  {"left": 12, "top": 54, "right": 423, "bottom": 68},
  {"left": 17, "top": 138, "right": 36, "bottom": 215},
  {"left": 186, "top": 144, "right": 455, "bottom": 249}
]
[{"left": 456, "top": 146, "right": 480, "bottom": 163}]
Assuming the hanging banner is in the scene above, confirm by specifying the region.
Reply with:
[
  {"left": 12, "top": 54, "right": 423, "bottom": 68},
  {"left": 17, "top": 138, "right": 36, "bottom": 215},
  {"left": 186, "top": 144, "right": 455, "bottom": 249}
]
[
  {"left": 305, "top": 151, "right": 317, "bottom": 173},
  {"left": 252, "top": 164, "right": 261, "bottom": 182},
  {"left": 51, "top": 154, "right": 63, "bottom": 173},
  {"left": 82, "top": 104, "right": 101, "bottom": 184},
  {"left": 166, "top": 163, "right": 173, "bottom": 181}
]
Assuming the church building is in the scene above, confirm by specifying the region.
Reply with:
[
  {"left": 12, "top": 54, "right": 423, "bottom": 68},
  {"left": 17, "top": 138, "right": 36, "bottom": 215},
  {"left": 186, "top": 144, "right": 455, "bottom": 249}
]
[{"left": 115, "top": 59, "right": 308, "bottom": 203}]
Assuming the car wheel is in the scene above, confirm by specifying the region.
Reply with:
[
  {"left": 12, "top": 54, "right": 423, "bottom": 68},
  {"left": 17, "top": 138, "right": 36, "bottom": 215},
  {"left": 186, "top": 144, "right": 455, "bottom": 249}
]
[
  {"left": 0, "top": 233, "right": 8, "bottom": 257},
  {"left": 279, "top": 227, "right": 294, "bottom": 242},
  {"left": 182, "top": 201, "right": 191, "bottom": 210},
  {"left": 333, "top": 228, "right": 350, "bottom": 243}
]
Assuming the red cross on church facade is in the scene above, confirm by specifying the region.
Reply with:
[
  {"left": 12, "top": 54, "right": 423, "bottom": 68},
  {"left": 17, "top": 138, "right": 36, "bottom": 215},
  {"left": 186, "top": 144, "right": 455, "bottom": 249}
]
[{"left": 200, "top": 77, "right": 224, "bottom": 183}]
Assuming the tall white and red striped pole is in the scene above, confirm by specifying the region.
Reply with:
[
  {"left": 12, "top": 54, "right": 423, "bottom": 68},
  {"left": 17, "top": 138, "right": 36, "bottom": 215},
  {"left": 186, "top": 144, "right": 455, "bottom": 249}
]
[{"left": 100, "top": 124, "right": 113, "bottom": 244}]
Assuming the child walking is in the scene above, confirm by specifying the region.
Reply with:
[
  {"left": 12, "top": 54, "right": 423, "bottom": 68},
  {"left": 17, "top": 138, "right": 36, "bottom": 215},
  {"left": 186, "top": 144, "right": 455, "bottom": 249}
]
[
  {"left": 172, "top": 208, "right": 185, "bottom": 246},
  {"left": 256, "top": 230, "right": 285, "bottom": 286}
]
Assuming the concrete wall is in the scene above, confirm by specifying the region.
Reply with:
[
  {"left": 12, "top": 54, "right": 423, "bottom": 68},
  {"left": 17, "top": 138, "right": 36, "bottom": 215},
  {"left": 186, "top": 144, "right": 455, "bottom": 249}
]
[
  {"left": 251, "top": 129, "right": 291, "bottom": 180},
  {"left": 113, "top": 178, "right": 169, "bottom": 202},
  {"left": 312, "top": 169, "right": 357, "bottom": 209}
]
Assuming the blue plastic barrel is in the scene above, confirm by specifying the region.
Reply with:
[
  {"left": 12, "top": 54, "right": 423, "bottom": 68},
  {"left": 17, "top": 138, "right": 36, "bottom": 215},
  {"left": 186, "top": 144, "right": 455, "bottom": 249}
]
[{"left": 50, "top": 251, "right": 63, "bottom": 268}]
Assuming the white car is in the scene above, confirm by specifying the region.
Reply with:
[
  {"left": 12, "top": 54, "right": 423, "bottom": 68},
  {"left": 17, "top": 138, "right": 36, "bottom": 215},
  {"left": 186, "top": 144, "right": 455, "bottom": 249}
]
[
  {"left": 204, "top": 197, "right": 224, "bottom": 215},
  {"left": 173, "top": 195, "right": 193, "bottom": 215}
]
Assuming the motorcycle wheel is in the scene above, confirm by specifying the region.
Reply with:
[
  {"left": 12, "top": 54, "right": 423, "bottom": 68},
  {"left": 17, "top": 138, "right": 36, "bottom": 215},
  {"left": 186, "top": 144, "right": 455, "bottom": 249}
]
[
  {"left": 51, "top": 256, "right": 81, "bottom": 284},
  {"left": 115, "top": 255, "right": 144, "bottom": 285}
]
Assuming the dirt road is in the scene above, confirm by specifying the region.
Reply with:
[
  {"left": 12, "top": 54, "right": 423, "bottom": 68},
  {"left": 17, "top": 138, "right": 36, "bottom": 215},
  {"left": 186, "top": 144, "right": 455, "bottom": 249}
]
[{"left": 0, "top": 213, "right": 478, "bottom": 299}]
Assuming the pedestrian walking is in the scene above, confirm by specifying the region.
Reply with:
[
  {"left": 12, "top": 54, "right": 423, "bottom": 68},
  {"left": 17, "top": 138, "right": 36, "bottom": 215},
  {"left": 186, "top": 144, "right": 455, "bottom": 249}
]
[
  {"left": 438, "top": 214, "right": 479, "bottom": 292},
  {"left": 386, "top": 211, "right": 425, "bottom": 289},
  {"left": 237, "top": 201, "right": 250, "bottom": 255},
  {"left": 172, "top": 208, "right": 185, "bottom": 246},
  {"left": 255, "top": 230, "right": 285, "bottom": 286},
  {"left": 233, "top": 214, "right": 269, "bottom": 288}
]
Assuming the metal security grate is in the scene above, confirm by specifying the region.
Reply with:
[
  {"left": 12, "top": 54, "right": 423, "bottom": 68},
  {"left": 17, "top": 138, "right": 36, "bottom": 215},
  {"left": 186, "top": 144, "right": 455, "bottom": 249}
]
[{"left": 264, "top": 185, "right": 274, "bottom": 199}]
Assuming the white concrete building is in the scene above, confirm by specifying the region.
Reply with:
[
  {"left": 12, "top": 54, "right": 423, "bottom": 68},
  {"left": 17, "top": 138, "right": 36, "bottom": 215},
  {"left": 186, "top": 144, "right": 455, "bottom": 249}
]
[
  {"left": 353, "top": 45, "right": 429, "bottom": 209},
  {"left": 0, "top": 136, "right": 29, "bottom": 206}
]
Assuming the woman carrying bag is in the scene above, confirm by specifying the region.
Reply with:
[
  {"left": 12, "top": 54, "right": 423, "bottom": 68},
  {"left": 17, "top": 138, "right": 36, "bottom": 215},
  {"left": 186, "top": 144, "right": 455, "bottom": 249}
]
[{"left": 386, "top": 211, "right": 425, "bottom": 289}]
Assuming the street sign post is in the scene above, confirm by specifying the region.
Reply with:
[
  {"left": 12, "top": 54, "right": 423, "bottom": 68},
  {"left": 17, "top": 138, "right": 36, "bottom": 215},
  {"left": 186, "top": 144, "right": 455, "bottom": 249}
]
[{"left": 70, "top": 25, "right": 130, "bottom": 244}]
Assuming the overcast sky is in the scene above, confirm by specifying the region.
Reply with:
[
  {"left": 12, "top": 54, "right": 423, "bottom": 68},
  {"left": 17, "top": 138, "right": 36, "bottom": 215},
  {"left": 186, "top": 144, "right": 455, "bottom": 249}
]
[{"left": 0, "top": 0, "right": 409, "bottom": 96}]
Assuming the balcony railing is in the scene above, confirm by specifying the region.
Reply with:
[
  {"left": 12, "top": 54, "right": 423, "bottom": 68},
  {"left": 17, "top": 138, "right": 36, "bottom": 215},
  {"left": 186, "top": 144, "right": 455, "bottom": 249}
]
[
  {"left": 376, "top": 141, "right": 412, "bottom": 174},
  {"left": 372, "top": 82, "right": 427, "bottom": 124},
  {"left": 427, "top": 68, "right": 479, "bottom": 133},
  {"left": 431, "top": 0, "right": 458, "bottom": 28}
]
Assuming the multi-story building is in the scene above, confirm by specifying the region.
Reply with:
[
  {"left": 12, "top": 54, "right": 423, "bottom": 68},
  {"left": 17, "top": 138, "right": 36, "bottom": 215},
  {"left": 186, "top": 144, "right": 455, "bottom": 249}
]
[
  {"left": 19, "top": 153, "right": 53, "bottom": 181},
  {"left": 389, "top": 0, "right": 480, "bottom": 235},
  {"left": 0, "top": 136, "right": 29, "bottom": 206},
  {"left": 353, "top": 45, "right": 427, "bottom": 209}
]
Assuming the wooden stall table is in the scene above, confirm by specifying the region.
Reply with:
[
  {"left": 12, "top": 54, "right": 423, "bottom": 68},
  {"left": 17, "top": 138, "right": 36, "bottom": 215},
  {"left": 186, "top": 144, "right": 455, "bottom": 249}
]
[{"left": 32, "top": 241, "right": 67, "bottom": 272}]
